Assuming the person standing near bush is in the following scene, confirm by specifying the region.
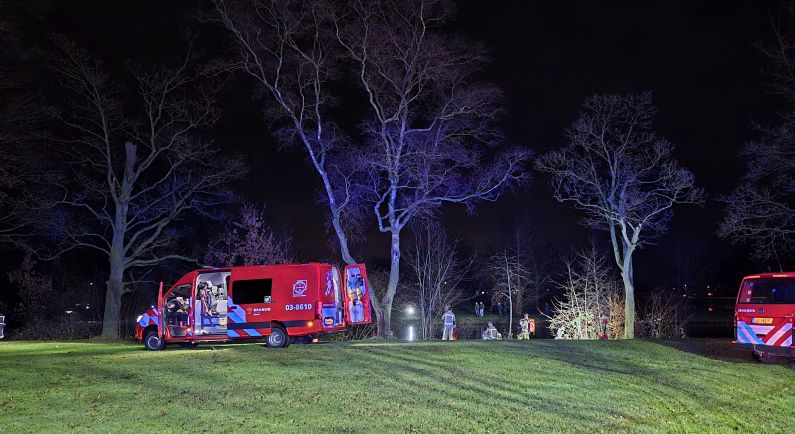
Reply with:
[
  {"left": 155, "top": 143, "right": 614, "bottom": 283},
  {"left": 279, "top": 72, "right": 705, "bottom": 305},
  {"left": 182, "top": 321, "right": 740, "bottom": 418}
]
[
  {"left": 442, "top": 306, "right": 456, "bottom": 340},
  {"left": 518, "top": 313, "right": 531, "bottom": 340}
]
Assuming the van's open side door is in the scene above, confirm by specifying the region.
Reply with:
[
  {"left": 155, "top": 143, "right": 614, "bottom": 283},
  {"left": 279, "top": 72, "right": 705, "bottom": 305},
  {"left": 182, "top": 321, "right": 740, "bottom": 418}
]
[
  {"left": 156, "top": 281, "right": 165, "bottom": 340},
  {"left": 344, "top": 264, "right": 371, "bottom": 324}
]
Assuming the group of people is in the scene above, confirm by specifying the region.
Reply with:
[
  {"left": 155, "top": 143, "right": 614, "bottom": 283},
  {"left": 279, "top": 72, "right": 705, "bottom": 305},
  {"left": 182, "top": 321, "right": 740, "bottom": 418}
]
[
  {"left": 473, "top": 301, "right": 486, "bottom": 317},
  {"left": 440, "top": 306, "right": 536, "bottom": 340},
  {"left": 471, "top": 300, "right": 511, "bottom": 318},
  {"left": 482, "top": 314, "right": 535, "bottom": 340}
]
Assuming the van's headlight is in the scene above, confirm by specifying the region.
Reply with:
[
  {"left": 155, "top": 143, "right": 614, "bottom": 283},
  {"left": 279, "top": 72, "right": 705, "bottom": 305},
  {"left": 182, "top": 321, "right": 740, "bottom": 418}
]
[{"left": 136, "top": 314, "right": 144, "bottom": 323}]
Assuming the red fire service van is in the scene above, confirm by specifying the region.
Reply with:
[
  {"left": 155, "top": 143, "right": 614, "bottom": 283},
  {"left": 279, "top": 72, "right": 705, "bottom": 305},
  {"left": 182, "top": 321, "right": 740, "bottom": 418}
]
[
  {"left": 135, "top": 263, "right": 371, "bottom": 350},
  {"left": 734, "top": 272, "right": 795, "bottom": 355}
]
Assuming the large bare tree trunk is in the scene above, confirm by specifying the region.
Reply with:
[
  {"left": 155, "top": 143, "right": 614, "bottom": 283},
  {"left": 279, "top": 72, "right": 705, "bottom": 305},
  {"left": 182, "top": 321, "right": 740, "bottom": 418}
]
[
  {"left": 610, "top": 223, "right": 638, "bottom": 339},
  {"left": 379, "top": 231, "right": 400, "bottom": 338},
  {"left": 333, "top": 208, "right": 386, "bottom": 337},
  {"left": 508, "top": 286, "right": 513, "bottom": 338},
  {"left": 331, "top": 210, "right": 355, "bottom": 266},
  {"left": 102, "top": 259, "right": 124, "bottom": 339},
  {"left": 621, "top": 253, "right": 635, "bottom": 339},
  {"left": 380, "top": 303, "right": 393, "bottom": 339},
  {"left": 101, "top": 173, "right": 130, "bottom": 339}
]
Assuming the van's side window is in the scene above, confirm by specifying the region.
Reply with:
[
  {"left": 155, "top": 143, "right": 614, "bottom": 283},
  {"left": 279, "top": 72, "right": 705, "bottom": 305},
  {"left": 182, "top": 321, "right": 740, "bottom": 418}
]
[{"left": 232, "top": 279, "right": 273, "bottom": 304}]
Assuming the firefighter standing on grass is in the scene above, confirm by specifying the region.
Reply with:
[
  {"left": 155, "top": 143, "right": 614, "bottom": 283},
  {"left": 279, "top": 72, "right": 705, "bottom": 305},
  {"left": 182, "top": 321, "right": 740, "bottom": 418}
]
[
  {"left": 518, "top": 313, "right": 531, "bottom": 340},
  {"left": 442, "top": 306, "right": 456, "bottom": 340}
]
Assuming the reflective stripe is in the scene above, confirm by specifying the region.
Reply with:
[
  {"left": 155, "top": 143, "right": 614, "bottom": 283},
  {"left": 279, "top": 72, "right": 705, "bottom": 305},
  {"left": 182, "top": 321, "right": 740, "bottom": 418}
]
[
  {"left": 738, "top": 322, "right": 764, "bottom": 345},
  {"left": 766, "top": 323, "right": 792, "bottom": 346},
  {"left": 227, "top": 312, "right": 244, "bottom": 324},
  {"left": 443, "top": 313, "right": 455, "bottom": 325},
  {"left": 749, "top": 325, "right": 774, "bottom": 335}
]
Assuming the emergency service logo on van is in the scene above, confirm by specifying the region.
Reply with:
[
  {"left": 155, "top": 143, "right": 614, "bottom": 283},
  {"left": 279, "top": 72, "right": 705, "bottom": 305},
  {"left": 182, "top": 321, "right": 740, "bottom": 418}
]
[{"left": 293, "top": 280, "right": 308, "bottom": 297}]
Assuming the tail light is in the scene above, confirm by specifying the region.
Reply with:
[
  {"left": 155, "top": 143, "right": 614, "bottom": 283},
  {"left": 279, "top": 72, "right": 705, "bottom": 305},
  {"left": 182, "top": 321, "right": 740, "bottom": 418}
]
[
  {"left": 315, "top": 301, "right": 322, "bottom": 320},
  {"left": 734, "top": 314, "right": 738, "bottom": 342}
]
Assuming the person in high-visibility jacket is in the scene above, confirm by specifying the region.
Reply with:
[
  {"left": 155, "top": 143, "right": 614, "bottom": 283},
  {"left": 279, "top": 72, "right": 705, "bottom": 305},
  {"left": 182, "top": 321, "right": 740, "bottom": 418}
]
[
  {"left": 442, "top": 306, "right": 456, "bottom": 340},
  {"left": 482, "top": 321, "right": 501, "bottom": 340},
  {"left": 518, "top": 313, "right": 531, "bottom": 340}
]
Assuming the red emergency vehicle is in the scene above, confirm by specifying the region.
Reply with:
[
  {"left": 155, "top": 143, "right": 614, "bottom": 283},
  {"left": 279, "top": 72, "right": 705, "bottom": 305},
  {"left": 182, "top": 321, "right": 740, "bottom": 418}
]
[
  {"left": 734, "top": 272, "right": 795, "bottom": 354},
  {"left": 135, "top": 263, "right": 371, "bottom": 350}
]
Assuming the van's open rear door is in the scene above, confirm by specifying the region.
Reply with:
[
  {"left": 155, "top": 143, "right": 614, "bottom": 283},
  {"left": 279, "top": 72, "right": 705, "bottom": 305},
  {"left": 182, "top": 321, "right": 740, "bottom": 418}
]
[{"left": 344, "top": 264, "right": 372, "bottom": 324}]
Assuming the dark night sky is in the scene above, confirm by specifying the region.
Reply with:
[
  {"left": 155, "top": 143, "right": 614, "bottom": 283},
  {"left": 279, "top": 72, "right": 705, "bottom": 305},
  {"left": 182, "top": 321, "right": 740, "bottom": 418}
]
[{"left": 22, "top": 1, "right": 788, "bottom": 291}]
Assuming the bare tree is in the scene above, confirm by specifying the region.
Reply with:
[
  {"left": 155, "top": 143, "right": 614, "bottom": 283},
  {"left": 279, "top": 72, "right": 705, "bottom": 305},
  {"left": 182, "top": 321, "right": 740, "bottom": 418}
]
[
  {"left": 7, "top": 252, "right": 53, "bottom": 323},
  {"left": 404, "top": 224, "right": 471, "bottom": 340},
  {"left": 486, "top": 248, "right": 532, "bottom": 338},
  {"left": 504, "top": 224, "right": 548, "bottom": 315},
  {"left": 720, "top": 186, "right": 794, "bottom": 266},
  {"left": 213, "top": 1, "right": 363, "bottom": 260},
  {"left": 46, "top": 38, "right": 245, "bottom": 338},
  {"left": 336, "top": 0, "right": 530, "bottom": 337},
  {"left": 546, "top": 244, "right": 623, "bottom": 340},
  {"left": 213, "top": 0, "right": 384, "bottom": 326},
  {"left": 719, "top": 15, "right": 795, "bottom": 266},
  {"left": 0, "top": 70, "right": 38, "bottom": 242},
  {"left": 536, "top": 93, "right": 703, "bottom": 338},
  {"left": 204, "top": 202, "right": 294, "bottom": 266},
  {"left": 0, "top": 3, "right": 46, "bottom": 243},
  {"left": 638, "top": 289, "right": 691, "bottom": 339}
]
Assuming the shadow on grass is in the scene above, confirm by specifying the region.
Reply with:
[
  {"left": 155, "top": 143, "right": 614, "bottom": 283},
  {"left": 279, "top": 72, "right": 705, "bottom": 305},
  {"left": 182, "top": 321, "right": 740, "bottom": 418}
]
[{"left": 651, "top": 339, "right": 757, "bottom": 363}]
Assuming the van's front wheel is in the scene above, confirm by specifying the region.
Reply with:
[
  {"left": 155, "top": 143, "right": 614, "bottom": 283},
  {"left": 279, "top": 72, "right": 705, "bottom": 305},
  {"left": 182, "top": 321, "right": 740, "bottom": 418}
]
[
  {"left": 143, "top": 331, "right": 166, "bottom": 351},
  {"left": 267, "top": 326, "right": 288, "bottom": 348}
]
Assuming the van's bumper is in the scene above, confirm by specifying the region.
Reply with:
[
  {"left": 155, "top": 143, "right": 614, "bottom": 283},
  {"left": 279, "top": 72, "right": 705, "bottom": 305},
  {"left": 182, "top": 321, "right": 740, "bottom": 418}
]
[{"left": 733, "top": 341, "right": 795, "bottom": 356}]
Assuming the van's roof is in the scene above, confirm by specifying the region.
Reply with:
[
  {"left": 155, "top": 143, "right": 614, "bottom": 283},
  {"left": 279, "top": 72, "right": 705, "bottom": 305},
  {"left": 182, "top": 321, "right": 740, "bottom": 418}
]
[
  {"left": 195, "top": 263, "right": 332, "bottom": 273},
  {"left": 742, "top": 271, "right": 795, "bottom": 279}
]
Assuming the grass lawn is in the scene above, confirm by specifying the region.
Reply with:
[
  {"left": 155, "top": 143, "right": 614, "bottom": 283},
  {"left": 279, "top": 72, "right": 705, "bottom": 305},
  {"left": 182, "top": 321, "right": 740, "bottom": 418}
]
[{"left": 1, "top": 339, "right": 793, "bottom": 433}]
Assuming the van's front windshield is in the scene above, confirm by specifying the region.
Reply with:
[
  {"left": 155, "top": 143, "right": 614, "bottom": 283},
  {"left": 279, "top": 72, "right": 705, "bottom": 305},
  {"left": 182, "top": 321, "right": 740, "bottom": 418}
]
[{"left": 739, "top": 278, "right": 795, "bottom": 304}]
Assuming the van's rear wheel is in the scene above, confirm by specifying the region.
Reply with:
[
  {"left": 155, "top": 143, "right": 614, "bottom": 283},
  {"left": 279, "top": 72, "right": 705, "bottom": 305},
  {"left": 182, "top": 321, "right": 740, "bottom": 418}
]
[
  {"left": 267, "top": 326, "right": 288, "bottom": 348},
  {"left": 143, "top": 331, "right": 166, "bottom": 351}
]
